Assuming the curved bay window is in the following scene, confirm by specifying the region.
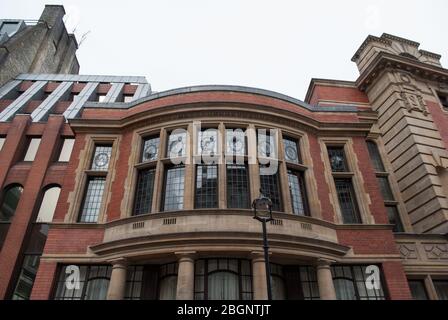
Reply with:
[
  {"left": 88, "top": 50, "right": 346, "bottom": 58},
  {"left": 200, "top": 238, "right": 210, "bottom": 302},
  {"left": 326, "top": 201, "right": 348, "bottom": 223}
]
[{"left": 194, "top": 258, "right": 253, "bottom": 300}]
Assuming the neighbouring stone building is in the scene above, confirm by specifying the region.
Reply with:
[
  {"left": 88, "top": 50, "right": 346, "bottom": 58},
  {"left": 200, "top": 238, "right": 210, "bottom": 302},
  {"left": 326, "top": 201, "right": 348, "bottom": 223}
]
[{"left": 0, "top": 6, "right": 447, "bottom": 300}]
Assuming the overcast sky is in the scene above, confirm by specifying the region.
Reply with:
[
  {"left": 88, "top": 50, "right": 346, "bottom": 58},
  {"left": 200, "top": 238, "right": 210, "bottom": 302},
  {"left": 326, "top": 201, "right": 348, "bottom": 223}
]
[{"left": 1, "top": 0, "right": 447, "bottom": 99}]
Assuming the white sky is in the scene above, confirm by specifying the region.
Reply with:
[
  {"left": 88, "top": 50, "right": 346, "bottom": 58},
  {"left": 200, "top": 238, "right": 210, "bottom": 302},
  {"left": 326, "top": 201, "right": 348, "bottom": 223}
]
[{"left": 1, "top": 0, "right": 447, "bottom": 100}]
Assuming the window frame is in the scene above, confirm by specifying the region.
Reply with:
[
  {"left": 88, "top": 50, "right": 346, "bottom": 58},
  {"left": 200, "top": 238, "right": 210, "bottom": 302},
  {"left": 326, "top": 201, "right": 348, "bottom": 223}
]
[
  {"left": 194, "top": 163, "right": 219, "bottom": 209},
  {"left": 161, "top": 165, "right": 186, "bottom": 212}
]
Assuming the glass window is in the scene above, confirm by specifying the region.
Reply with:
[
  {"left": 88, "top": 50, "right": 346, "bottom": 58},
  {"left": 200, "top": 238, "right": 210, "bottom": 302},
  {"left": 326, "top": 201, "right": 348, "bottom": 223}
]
[
  {"left": 158, "top": 263, "right": 178, "bottom": 300},
  {"left": 198, "top": 129, "right": 218, "bottom": 156},
  {"left": 0, "top": 185, "right": 23, "bottom": 222},
  {"left": 334, "top": 178, "right": 361, "bottom": 224},
  {"left": 386, "top": 206, "right": 404, "bottom": 233},
  {"left": 194, "top": 259, "right": 252, "bottom": 300},
  {"left": 260, "top": 167, "right": 282, "bottom": 212},
  {"left": 327, "top": 147, "right": 348, "bottom": 172},
  {"left": 226, "top": 164, "right": 250, "bottom": 209},
  {"left": 90, "top": 145, "right": 112, "bottom": 171},
  {"left": 366, "top": 141, "right": 385, "bottom": 172},
  {"left": 162, "top": 166, "right": 185, "bottom": 211},
  {"left": 287, "top": 170, "right": 308, "bottom": 216},
  {"left": 141, "top": 136, "right": 160, "bottom": 162},
  {"left": 257, "top": 131, "right": 276, "bottom": 158},
  {"left": 434, "top": 280, "right": 448, "bottom": 300},
  {"left": 58, "top": 138, "right": 75, "bottom": 162},
  {"left": 97, "top": 94, "right": 107, "bottom": 102},
  {"left": 78, "top": 177, "right": 106, "bottom": 223},
  {"left": 283, "top": 137, "right": 300, "bottom": 163},
  {"left": 195, "top": 164, "right": 218, "bottom": 208},
  {"left": 36, "top": 186, "right": 61, "bottom": 223},
  {"left": 11, "top": 255, "right": 40, "bottom": 300},
  {"left": 54, "top": 265, "right": 111, "bottom": 300},
  {"left": 133, "top": 168, "right": 156, "bottom": 215},
  {"left": 408, "top": 280, "right": 428, "bottom": 300},
  {"left": 167, "top": 131, "right": 187, "bottom": 158},
  {"left": 226, "top": 129, "right": 246, "bottom": 156},
  {"left": 124, "top": 266, "right": 143, "bottom": 300},
  {"left": 377, "top": 176, "right": 394, "bottom": 201},
  {"left": 0, "top": 137, "right": 5, "bottom": 151},
  {"left": 23, "top": 138, "right": 41, "bottom": 161},
  {"left": 332, "top": 265, "right": 386, "bottom": 300}
]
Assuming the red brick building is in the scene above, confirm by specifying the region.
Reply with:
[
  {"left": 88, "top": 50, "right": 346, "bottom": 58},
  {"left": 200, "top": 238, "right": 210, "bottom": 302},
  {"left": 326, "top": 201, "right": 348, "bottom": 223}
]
[{"left": 0, "top": 8, "right": 447, "bottom": 301}]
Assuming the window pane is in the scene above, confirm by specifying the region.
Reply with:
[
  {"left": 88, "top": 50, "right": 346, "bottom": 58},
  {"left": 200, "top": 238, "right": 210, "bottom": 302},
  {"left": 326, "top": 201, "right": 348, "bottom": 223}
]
[
  {"left": 198, "top": 129, "right": 218, "bottom": 156},
  {"left": 226, "top": 129, "right": 245, "bottom": 156},
  {"left": 408, "top": 280, "right": 428, "bottom": 300},
  {"left": 327, "top": 147, "right": 347, "bottom": 172},
  {"left": 386, "top": 206, "right": 404, "bottom": 232},
  {"left": 0, "top": 137, "right": 5, "bottom": 151},
  {"left": 257, "top": 131, "right": 276, "bottom": 158},
  {"left": 208, "top": 272, "right": 239, "bottom": 300},
  {"left": 97, "top": 95, "right": 107, "bottom": 102},
  {"left": 226, "top": 164, "right": 250, "bottom": 209},
  {"left": 366, "top": 141, "right": 385, "bottom": 172},
  {"left": 167, "top": 131, "right": 187, "bottom": 158},
  {"left": 260, "top": 168, "right": 282, "bottom": 211},
  {"left": 133, "top": 168, "right": 156, "bottom": 215},
  {"left": 24, "top": 138, "right": 41, "bottom": 161},
  {"left": 11, "top": 255, "right": 40, "bottom": 300},
  {"left": 283, "top": 137, "right": 300, "bottom": 163},
  {"left": 78, "top": 177, "right": 106, "bottom": 222},
  {"left": 434, "top": 280, "right": 448, "bottom": 300},
  {"left": 141, "top": 137, "right": 160, "bottom": 162},
  {"left": 159, "top": 276, "right": 178, "bottom": 300},
  {"left": 163, "top": 166, "right": 185, "bottom": 211},
  {"left": 36, "top": 187, "right": 61, "bottom": 223},
  {"left": 377, "top": 176, "right": 394, "bottom": 201},
  {"left": 91, "top": 145, "right": 112, "bottom": 171},
  {"left": 58, "top": 139, "right": 75, "bottom": 162},
  {"left": 287, "top": 170, "right": 308, "bottom": 216},
  {"left": 0, "top": 185, "right": 23, "bottom": 222},
  {"left": 195, "top": 164, "right": 218, "bottom": 208},
  {"left": 334, "top": 179, "right": 361, "bottom": 224}
]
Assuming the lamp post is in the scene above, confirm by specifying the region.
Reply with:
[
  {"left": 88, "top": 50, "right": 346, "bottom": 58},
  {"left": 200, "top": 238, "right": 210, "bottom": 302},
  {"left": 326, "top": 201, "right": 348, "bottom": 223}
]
[{"left": 252, "top": 190, "right": 273, "bottom": 300}]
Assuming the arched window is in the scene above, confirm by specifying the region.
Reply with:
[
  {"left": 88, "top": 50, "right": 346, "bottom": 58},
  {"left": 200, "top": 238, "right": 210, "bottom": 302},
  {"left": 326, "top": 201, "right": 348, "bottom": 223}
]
[
  {"left": 0, "top": 184, "right": 23, "bottom": 222},
  {"left": 36, "top": 186, "right": 61, "bottom": 223}
]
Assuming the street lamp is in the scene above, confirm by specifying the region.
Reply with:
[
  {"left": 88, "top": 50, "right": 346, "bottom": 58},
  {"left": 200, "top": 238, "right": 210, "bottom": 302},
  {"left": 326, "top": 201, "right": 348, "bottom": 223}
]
[{"left": 252, "top": 190, "right": 273, "bottom": 300}]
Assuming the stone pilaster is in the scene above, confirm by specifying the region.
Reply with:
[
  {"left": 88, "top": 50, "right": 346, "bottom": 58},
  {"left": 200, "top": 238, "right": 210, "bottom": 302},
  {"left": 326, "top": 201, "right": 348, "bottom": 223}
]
[
  {"left": 316, "top": 259, "right": 337, "bottom": 300},
  {"left": 251, "top": 251, "right": 268, "bottom": 300},
  {"left": 106, "top": 258, "right": 128, "bottom": 300},
  {"left": 175, "top": 251, "right": 196, "bottom": 300}
]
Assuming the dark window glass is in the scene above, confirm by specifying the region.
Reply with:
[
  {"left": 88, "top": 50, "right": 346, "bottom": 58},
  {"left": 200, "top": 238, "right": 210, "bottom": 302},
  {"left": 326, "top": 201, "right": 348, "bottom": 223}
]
[
  {"left": 159, "top": 263, "right": 178, "bottom": 300},
  {"left": 260, "top": 168, "right": 282, "bottom": 212},
  {"left": 194, "top": 259, "right": 252, "bottom": 300},
  {"left": 386, "top": 206, "right": 404, "bottom": 232},
  {"left": 408, "top": 280, "right": 428, "bottom": 300},
  {"left": 141, "top": 137, "right": 160, "bottom": 162},
  {"left": 366, "top": 141, "right": 385, "bottom": 172},
  {"left": 125, "top": 266, "right": 144, "bottom": 300},
  {"left": 162, "top": 166, "right": 185, "bottom": 211},
  {"left": 0, "top": 185, "right": 23, "bottom": 222},
  {"left": 226, "top": 129, "right": 246, "bottom": 156},
  {"left": 54, "top": 265, "right": 111, "bottom": 300},
  {"left": 280, "top": 265, "right": 319, "bottom": 300},
  {"left": 438, "top": 92, "right": 448, "bottom": 110},
  {"left": 332, "top": 265, "right": 386, "bottom": 300},
  {"left": 91, "top": 145, "right": 112, "bottom": 171},
  {"left": 195, "top": 165, "right": 218, "bottom": 208},
  {"left": 287, "top": 170, "right": 308, "bottom": 216},
  {"left": 226, "top": 164, "right": 250, "bottom": 209},
  {"left": 377, "top": 176, "right": 394, "bottom": 201},
  {"left": 78, "top": 177, "right": 106, "bottom": 222},
  {"left": 434, "top": 280, "right": 448, "bottom": 300},
  {"left": 283, "top": 137, "right": 301, "bottom": 163},
  {"left": 327, "top": 147, "right": 348, "bottom": 172},
  {"left": 11, "top": 255, "right": 40, "bottom": 300},
  {"left": 133, "top": 168, "right": 156, "bottom": 215},
  {"left": 334, "top": 179, "right": 361, "bottom": 224}
]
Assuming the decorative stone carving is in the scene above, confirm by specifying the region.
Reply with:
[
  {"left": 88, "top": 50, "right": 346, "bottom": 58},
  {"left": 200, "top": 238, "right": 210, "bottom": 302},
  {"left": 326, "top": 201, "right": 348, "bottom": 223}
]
[
  {"left": 400, "top": 91, "right": 428, "bottom": 115},
  {"left": 397, "top": 243, "right": 418, "bottom": 260},
  {"left": 423, "top": 243, "right": 448, "bottom": 260}
]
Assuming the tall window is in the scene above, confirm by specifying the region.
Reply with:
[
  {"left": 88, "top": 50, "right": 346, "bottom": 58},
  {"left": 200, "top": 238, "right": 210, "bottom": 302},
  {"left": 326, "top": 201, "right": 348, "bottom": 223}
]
[
  {"left": 36, "top": 186, "right": 61, "bottom": 223},
  {"left": 226, "top": 164, "right": 250, "bottom": 209},
  {"left": 366, "top": 141, "right": 404, "bottom": 232},
  {"left": 194, "top": 259, "right": 252, "bottom": 300},
  {"left": 133, "top": 168, "right": 156, "bottom": 215},
  {"left": 332, "top": 265, "right": 386, "bottom": 300},
  {"left": 54, "top": 265, "right": 111, "bottom": 300},
  {"left": 260, "top": 166, "right": 282, "bottom": 212},
  {"left": 162, "top": 165, "right": 185, "bottom": 211},
  {"left": 327, "top": 146, "right": 361, "bottom": 224},
  {"left": 0, "top": 184, "right": 23, "bottom": 222},
  {"left": 195, "top": 164, "right": 218, "bottom": 208},
  {"left": 287, "top": 170, "right": 308, "bottom": 216},
  {"left": 57, "top": 138, "right": 75, "bottom": 162},
  {"left": 158, "top": 263, "right": 178, "bottom": 300},
  {"left": 23, "top": 138, "right": 41, "bottom": 161},
  {"left": 408, "top": 280, "right": 428, "bottom": 300},
  {"left": 283, "top": 137, "right": 301, "bottom": 164}
]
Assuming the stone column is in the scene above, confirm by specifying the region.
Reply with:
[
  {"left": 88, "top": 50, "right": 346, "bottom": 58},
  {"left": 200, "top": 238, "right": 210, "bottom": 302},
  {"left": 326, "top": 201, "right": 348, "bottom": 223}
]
[
  {"left": 175, "top": 251, "right": 196, "bottom": 300},
  {"left": 316, "top": 259, "right": 337, "bottom": 300},
  {"left": 251, "top": 251, "right": 268, "bottom": 300},
  {"left": 106, "top": 259, "right": 128, "bottom": 300}
]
